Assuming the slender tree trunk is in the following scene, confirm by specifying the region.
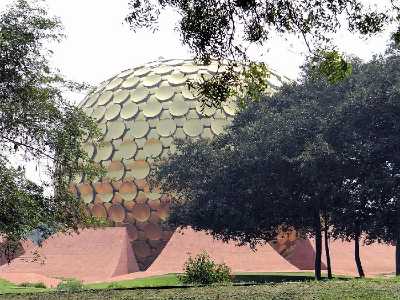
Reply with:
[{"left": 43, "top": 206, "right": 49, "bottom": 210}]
[
  {"left": 314, "top": 213, "right": 322, "bottom": 280},
  {"left": 396, "top": 237, "right": 400, "bottom": 276},
  {"left": 354, "top": 229, "right": 365, "bottom": 278},
  {"left": 324, "top": 225, "right": 332, "bottom": 279}
]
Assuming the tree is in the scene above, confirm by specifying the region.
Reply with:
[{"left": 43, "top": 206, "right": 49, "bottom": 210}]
[
  {"left": 0, "top": 0, "right": 102, "bottom": 260},
  {"left": 126, "top": 0, "right": 397, "bottom": 87}
]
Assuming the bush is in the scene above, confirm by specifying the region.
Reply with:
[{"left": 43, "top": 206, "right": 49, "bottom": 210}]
[
  {"left": 18, "top": 282, "right": 46, "bottom": 288},
  {"left": 56, "top": 278, "right": 83, "bottom": 292},
  {"left": 179, "top": 251, "right": 232, "bottom": 285}
]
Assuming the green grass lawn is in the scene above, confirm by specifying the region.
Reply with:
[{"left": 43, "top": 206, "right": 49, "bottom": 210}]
[
  {"left": 1, "top": 277, "right": 400, "bottom": 299},
  {"left": 0, "top": 279, "right": 48, "bottom": 295}
]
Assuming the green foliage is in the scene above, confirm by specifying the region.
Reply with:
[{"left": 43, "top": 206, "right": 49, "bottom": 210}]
[
  {"left": 18, "top": 282, "right": 46, "bottom": 289},
  {"left": 313, "top": 50, "right": 353, "bottom": 84},
  {"left": 56, "top": 279, "right": 83, "bottom": 292},
  {"left": 0, "top": 0, "right": 103, "bottom": 260},
  {"left": 179, "top": 252, "right": 232, "bottom": 285}
]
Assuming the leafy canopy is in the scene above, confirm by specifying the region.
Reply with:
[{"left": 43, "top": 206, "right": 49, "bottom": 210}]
[{"left": 0, "top": 0, "right": 103, "bottom": 257}]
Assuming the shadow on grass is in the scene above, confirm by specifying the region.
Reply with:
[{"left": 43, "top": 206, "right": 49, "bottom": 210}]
[{"left": 233, "top": 272, "right": 350, "bottom": 284}]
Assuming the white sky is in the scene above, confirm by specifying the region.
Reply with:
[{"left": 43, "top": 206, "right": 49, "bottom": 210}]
[{"left": 0, "top": 0, "right": 396, "bottom": 183}]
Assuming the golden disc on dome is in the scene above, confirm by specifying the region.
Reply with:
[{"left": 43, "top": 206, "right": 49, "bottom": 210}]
[
  {"left": 130, "top": 87, "right": 149, "bottom": 103},
  {"left": 183, "top": 119, "right": 203, "bottom": 137},
  {"left": 211, "top": 118, "right": 230, "bottom": 135},
  {"left": 179, "top": 64, "right": 198, "bottom": 74},
  {"left": 196, "top": 102, "right": 216, "bottom": 117},
  {"left": 222, "top": 99, "right": 238, "bottom": 116},
  {"left": 155, "top": 204, "right": 169, "bottom": 221},
  {"left": 148, "top": 199, "right": 161, "bottom": 210},
  {"left": 84, "top": 93, "right": 99, "bottom": 108},
  {"left": 144, "top": 223, "right": 162, "bottom": 240},
  {"left": 181, "top": 87, "right": 197, "bottom": 100},
  {"left": 155, "top": 86, "right": 174, "bottom": 101},
  {"left": 113, "top": 90, "right": 130, "bottom": 104},
  {"left": 77, "top": 183, "right": 94, "bottom": 204},
  {"left": 143, "top": 138, "right": 163, "bottom": 158},
  {"left": 131, "top": 203, "right": 151, "bottom": 222},
  {"left": 118, "top": 140, "right": 137, "bottom": 159},
  {"left": 119, "top": 181, "right": 138, "bottom": 201},
  {"left": 117, "top": 68, "right": 134, "bottom": 78},
  {"left": 95, "top": 142, "right": 114, "bottom": 161},
  {"left": 201, "top": 128, "right": 214, "bottom": 139},
  {"left": 126, "top": 224, "right": 138, "bottom": 240},
  {"left": 125, "top": 160, "right": 150, "bottom": 179},
  {"left": 124, "top": 200, "right": 135, "bottom": 211},
  {"left": 143, "top": 98, "right": 162, "bottom": 117},
  {"left": 81, "top": 143, "right": 95, "bottom": 159},
  {"left": 169, "top": 95, "right": 189, "bottom": 116},
  {"left": 166, "top": 72, "right": 187, "bottom": 85},
  {"left": 142, "top": 74, "right": 162, "bottom": 87},
  {"left": 153, "top": 65, "right": 173, "bottom": 75},
  {"left": 107, "top": 161, "right": 125, "bottom": 181},
  {"left": 83, "top": 107, "right": 93, "bottom": 117},
  {"left": 120, "top": 102, "right": 139, "bottom": 120},
  {"left": 127, "top": 120, "right": 149, "bottom": 139},
  {"left": 97, "top": 91, "right": 113, "bottom": 105},
  {"left": 122, "top": 75, "right": 140, "bottom": 89},
  {"left": 92, "top": 105, "right": 106, "bottom": 121},
  {"left": 134, "top": 67, "right": 151, "bottom": 77},
  {"left": 108, "top": 204, "right": 126, "bottom": 223},
  {"left": 105, "top": 77, "right": 123, "bottom": 91},
  {"left": 94, "top": 182, "right": 114, "bottom": 202},
  {"left": 156, "top": 119, "right": 176, "bottom": 137},
  {"left": 164, "top": 59, "right": 185, "bottom": 66},
  {"left": 135, "top": 191, "right": 148, "bottom": 204},
  {"left": 105, "top": 121, "right": 125, "bottom": 140},
  {"left": 91, "top": 203, "right": 107, "bottom": 219},
  {"left": 105, "top": 104, "right": 121, "bottom": 121}
]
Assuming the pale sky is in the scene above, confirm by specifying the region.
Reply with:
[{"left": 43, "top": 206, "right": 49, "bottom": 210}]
[{"left": 0, "top": 0, "right": 395, "bottom": 183}]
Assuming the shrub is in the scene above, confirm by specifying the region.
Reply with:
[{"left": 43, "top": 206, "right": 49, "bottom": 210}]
[
  {"left": 179, "top": 251, "right": 232, "bottom": 285},
  {"left": 56, "top": 278, "right": 83, "bottom": 292},
  {"left": 18, "top": 282, "right": 46, "bottom": 288}
]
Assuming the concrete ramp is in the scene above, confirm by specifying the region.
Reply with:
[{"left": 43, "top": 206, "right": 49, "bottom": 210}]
[
  {"left": 0, "top": 228, "right": 138, "bottom": 283},
  {"left": 147, "top": 228, "right": 299, "bottom": 273}
]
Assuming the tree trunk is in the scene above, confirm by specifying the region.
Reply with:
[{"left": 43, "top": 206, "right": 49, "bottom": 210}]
[
  {"left": 314, "top": 216, "right": 322, "bottom": 280},
  {"left": 324, "top": 226, "right": 332, "bottom": 279},
  {"left": 396, "top": 237, "right": 400, "bottom": 276},
  {"left": 354, "top": 230, "right": 365, "bottom": 278}
]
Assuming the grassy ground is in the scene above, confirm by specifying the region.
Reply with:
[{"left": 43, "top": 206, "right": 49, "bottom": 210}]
[
  {"left": 1, "top": 277, "right": 400, "bottom": 299},
  {"left": 0, "top": 279, "right": 47, "bottom": 294}
]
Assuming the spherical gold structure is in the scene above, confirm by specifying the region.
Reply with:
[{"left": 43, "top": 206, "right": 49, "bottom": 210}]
[{"left": 73, "top": 58, "right": 285, "bottom": 270}]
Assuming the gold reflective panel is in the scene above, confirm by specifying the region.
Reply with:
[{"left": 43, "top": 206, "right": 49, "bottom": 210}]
[
  {"left": 155, "top": 86, "right": 174, "bottom": 101},
  {"left": 105, "top": 121, "right": 125, "bottom": 140},
  {"left": 131, "top": 203, "right": 151, "bottom": 222},
  {"left": 134, "top": 67, "right": 151, "bottom": 77},
  {"left": 222, "top": 99, "right": 238, "bottom": 116},
  {"left": 160, "top": 137, "right": 173, "bottom": 147},
  {"left": 118, "top": 140, "right": 137, "bottom": 159},
  {"left": 183, "top": 119, "right": 203, "bottom": 137},
  {"left": 108, "top": 204, "right": 126, "bottom": 222},
  {"left": 211, "top": 118, "right": 229, "bottom": 135},
  {"left": 122, "top": 75, "right": 140, "bottom": 89},
  {"left": 143, "top": 98, "right": 162, "bottom": 118},
  {"left": 127, "top": 120, "right": 149, "bottom": 139},
  {"left": 166, "top": 72, "right": 186, "bottom": 85},
  {"left": 164, "top": 59, "right": 185, "bottom": 66},
  {"left": 173, "top": 128, "right": 186, "bottom": 140},
  {"left": 117, "top": 68, "right": 134, "bottom": 78},
  {"left": 156, "top": 119, "right": 176, "bottom": 137},
  {"left": 94, "top": 182, "right": 114, "bottom": 202},
  {"left": 130, "top": 87, "right": 149, "bottom": 103},
  {"left": 97, "top": 91, "right": 113, "bottom": 106},
  {"left": 143, "top": 138, "right": 163, "bottom": 158},
  {"left": 153, "top": 65, "right": 173, "bottom": 75},
  {"left": 83, "top": 107, "right": 94, "bottom": 117},
  {"left": 81, "top": 143, "right": 95, "bottom": 159},
  {"left": 196, "top": 102, "right": 216, "bottom": 117},
  {"left": 91, "top": 203, "right": 107, "bottom": 219},
  {"left": 95, "top": 142, "right": 114, "bottom": 161},
  {"left": 120, "top": 102, "right": 139, "bottom": 120},
  {"left": 201, "top": 128, "right": 214, "bottom": 139},
  {"left": 113, "top": 90, "right": 130, "bottom": 104},
  {"left": 125, "top": 160, "right": 150, "bottom": 180},
  {"left": 119, "top": 181, "right": 138, "bottom": 201},
  {"left": 181, "top": 87, "right": 197, "bottom": 100},
  {"left": 142, "top": 74, "right": 162, "bottom": 87},
  {"left": 92, "top": 106, "right": 106, "bottom": 121},
  {"left": 105, "top": 104, "right": 121, "bottom": 121},
  {"left": 179, "top": 64, "right": 198, "bottom": 74},
  {"left": 144, "top": 223, "right": 162, "bottom": 240},
  {"left": 84, "top": 93, "right": 99, "bottom": 108},
  {"left": 107, "top": 161, "right": 125, "bottom": 181},
  {"left": 169, "top": 95, "right": 189, "bottom": 116},
  {"left": 78, "top": 183, "right": 94, "bottom": 204},
  {"left": 105, "top": 77, "right": 123, "bottom": 91}
]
